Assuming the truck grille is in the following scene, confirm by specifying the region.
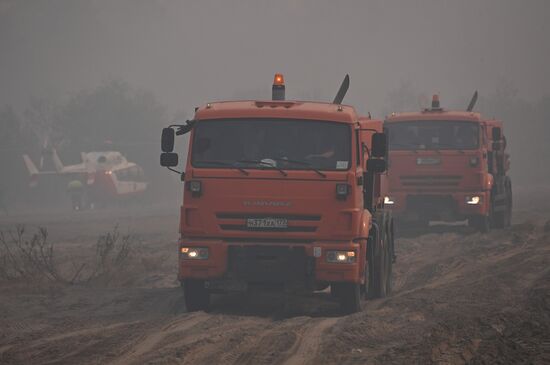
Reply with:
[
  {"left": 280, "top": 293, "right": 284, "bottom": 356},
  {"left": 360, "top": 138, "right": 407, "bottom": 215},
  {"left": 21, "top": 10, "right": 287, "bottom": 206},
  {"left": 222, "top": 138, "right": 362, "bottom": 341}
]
[
  {"left": 216, "top": 213, "right": 320, "bottom": 233},
  {"left": 400, "top": 175, "right": 462, "bottom": 187},
  {"left": 227, "top": 246, "right": 312, "bottom": 283},
  {"left": 406, "top": 195, "right": 457, "bottom": 220}
]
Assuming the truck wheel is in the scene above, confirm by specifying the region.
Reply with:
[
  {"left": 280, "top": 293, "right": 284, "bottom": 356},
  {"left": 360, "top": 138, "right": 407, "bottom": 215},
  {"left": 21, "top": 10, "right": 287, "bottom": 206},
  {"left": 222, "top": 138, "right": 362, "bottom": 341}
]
[
  {"left": 389, "top": 219, "right": 397, "bottom": 264},
  {"left": 369, "top": 214, "right": 389, "bottom": 299},
  {"left": 492, "top": 212, "right": 505, "bottom": 229},
  {"left": 504, "top": 199, "right": 512, "bottom": 227},
  {"left": 470, "top": 215, "right": 490, "bottom": 233},
  {"left": 331, "top": 284, "right": 341, "bottom": 298},
  {"left": 372, "top": 224, "right": 388, "bottom": 299},
  {"left": 385, "top": 220, "right": 394, "bottom": 295},
  {"left": 366, "top": 235, "right": 376, "bottom": 300},
  {"left": 339, "top": 282, "right": 362, "bottom": 314},
  {"left": 377, "top": 225, "right": 389, "bottom": 298},
  {"left": 493, "top": 199, "right": 512, "bottom": 229},
  {"left": 504, "top": 181, "right": 513, "bottom": 227},
  {"left": 494, "top": 177, "right": 513, "bottom": 229},
  {"left": 183, "top": 279, "right": 210, "bottom": 312}
]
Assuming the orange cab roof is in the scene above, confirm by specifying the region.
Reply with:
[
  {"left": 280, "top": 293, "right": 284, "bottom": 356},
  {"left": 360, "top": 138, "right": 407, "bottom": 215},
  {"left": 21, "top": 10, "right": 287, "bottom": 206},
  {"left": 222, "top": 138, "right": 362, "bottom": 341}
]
[
  {"left": 386, "top": 110, "right": 484, "bottom": 123},
  {"left": 195, "top": 100, "right": 358, "bottom": 124}
]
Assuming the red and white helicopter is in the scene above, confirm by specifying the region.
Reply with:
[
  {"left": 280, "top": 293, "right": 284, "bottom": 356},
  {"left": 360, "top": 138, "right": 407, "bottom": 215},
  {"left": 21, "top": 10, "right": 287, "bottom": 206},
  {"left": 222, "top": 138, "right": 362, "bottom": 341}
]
[{"left": 23, "top": 149, "right": 148, "bottom": 203}]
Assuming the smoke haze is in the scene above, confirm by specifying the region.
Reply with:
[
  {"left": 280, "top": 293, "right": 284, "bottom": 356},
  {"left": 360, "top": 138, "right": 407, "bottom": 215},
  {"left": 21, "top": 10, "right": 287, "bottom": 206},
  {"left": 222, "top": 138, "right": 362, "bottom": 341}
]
[
  {"left": 1, "top": 0, "right": 549, "bottom": 116},
  {"left": 1, "top": 0, "right": 549, "bottom": 206}
]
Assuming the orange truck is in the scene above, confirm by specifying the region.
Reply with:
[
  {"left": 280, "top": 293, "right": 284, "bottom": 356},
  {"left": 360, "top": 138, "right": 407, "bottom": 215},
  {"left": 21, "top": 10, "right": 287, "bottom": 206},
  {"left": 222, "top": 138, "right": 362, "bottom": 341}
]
[
  {"left": 160, "top": 74, "right": 394, "bottom": 313},
  {"left": 384, "top": 93, "right": 512, "bottom": 232}
]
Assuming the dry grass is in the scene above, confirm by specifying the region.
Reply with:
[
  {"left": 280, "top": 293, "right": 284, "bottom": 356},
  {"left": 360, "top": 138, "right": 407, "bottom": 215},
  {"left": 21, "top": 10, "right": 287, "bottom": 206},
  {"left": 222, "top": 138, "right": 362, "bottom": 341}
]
[{"left": 0, "top": 225, "right": 137, "bottom": 286}]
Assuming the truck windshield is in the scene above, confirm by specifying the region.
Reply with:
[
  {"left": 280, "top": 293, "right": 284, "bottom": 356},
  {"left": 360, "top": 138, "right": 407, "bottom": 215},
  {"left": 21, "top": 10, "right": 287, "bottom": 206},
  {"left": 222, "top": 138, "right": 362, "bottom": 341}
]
[
  {"left": 191, "top": 118, "right": 351, "bottom": 171},
  {"left": 386, "top": 120, "right": 479, "bottom": 151}
]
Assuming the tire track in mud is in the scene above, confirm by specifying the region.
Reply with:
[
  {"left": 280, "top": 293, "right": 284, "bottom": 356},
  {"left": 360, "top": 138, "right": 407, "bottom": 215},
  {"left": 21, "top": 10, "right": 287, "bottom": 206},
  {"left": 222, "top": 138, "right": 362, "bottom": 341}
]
[
  {"left": 110, "top": 312, "right": 277, "bottom": 365},
  {"left": 2, "top": 322, "right": 148, "bottom": 365},
  {"left": 282, "top": 317, "right": 340, "bottom": 365},
  {"left": 109, "top": 312, "right": 210, "bottom": 365},
  {"left": 227, "top": 317, "right": 312, "bottom": 365},
  {"left": 1, "top": 319, "right": 146, "bottom": 365},
  {"left": 316, "top": 224, "right": 550, "bottom": 364},
  {"left": 41, "top": 321, "right": 141, "bottom": 344},
  {"left": 194, "top": 316, "right": 340, "bottom": 365},
  {"left": 182, "top": 318, "right": 276, "bottom": 365},
  {"left": 3, "top": 209, "right": 549, "bottom": 364}
]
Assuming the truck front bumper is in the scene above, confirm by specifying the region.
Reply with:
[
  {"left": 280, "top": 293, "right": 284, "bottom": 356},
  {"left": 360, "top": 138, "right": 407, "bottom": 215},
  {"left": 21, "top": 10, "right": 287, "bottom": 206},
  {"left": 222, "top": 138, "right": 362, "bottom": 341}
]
[
  {"left": 387, "top": 191, "right": 489, "bottom": 221},
  {"left": 177, "top": 239, "right": 363, "bottom": 290}
]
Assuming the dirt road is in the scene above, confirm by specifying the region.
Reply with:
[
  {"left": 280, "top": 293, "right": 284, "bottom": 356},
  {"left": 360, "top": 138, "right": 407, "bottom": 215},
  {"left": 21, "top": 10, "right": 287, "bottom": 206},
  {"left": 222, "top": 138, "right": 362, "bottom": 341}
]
[{"left": 0, "top": 193, "right": 549, "bottom": 364}]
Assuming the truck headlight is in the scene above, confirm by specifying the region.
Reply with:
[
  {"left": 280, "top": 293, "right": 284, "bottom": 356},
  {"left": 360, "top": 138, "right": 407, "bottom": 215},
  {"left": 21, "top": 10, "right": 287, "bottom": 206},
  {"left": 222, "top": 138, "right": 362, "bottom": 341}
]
[
  {"left": 466, "top": 196, "right": 481, "bottom": 205},
  {"left": 384, "top": 196, "right": 395, "bottom": 205},
  {"left": 326, "top": 250, "right": 356, "bottom": 264},
  {"left": 180, "top": 247, "right": 209, "bottom": 260}
]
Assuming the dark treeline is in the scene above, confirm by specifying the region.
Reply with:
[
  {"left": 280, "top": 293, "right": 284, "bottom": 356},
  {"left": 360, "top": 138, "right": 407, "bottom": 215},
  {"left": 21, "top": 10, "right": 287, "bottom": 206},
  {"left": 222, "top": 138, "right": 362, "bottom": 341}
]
[
  {"left": 477, "top": 87, "right": 550, "bottom": 186},
  {"left": 1, "top": 79, "right": 549, "bottom": 208}
]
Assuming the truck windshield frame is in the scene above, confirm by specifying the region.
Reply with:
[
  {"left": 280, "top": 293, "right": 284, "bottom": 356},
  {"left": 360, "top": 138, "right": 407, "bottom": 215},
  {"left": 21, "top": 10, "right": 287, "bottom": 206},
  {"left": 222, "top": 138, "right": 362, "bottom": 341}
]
[
  {"left": 386, "top": 120, "right": 480, "bottom": 151},
  {"left": 191, "top": 118, "right": 352, "bottom": 172}
]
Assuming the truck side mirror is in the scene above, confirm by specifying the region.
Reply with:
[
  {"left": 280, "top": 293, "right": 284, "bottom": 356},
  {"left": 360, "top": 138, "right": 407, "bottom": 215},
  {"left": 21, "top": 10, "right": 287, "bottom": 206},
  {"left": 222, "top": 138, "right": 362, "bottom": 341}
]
[
  {"left": 160, "top": 152, "right": 178, "bottom": 167},
  {"left": 492, "top": 127, "right": 502, "bottom": 141},
  {"left": 371, "top": 133, "right": 387, "bottom": 158},
  {"left": 161, "top": 128, "right": 175, "bottom": 152},
  {"left": 366, "top": 158, "right": 386, "bottom": 173}
]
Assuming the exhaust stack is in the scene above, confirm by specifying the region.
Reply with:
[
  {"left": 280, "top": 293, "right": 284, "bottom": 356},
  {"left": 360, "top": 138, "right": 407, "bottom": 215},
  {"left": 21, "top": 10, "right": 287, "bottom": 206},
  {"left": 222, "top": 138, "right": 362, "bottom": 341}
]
[
  {"left": 466, "top": 90, "right": 478, "bottom": 112},
  {"left": 333, "top": 74, "right": 350, "bottom": 104}
]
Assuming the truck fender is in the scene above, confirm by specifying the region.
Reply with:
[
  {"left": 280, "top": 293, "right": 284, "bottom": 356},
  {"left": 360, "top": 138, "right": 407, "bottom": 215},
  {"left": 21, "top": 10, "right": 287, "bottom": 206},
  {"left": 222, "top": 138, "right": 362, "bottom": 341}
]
[
  {"left": 358, "top": 210, "right": 373, "bottom": 286},
  {"left": 361, "top": 209, "right": 372, "bottom": 238}
]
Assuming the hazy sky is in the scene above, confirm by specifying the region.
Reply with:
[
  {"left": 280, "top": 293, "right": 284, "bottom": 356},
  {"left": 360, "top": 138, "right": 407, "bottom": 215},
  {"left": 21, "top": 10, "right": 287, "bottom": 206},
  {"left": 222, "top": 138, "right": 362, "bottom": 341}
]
[{"left": 1, "top": 0, "right": 549, "bottom": 118}]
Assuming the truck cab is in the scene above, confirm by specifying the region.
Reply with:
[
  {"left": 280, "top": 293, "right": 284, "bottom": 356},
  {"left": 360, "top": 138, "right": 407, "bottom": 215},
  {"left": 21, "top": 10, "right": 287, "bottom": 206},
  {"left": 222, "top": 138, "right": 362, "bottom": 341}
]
[
  {"left": 160, "top": 75, "right": 394, "bottom": 313},
  {"left": 384, "top": 95, "right": 512, "bottom": 232}
]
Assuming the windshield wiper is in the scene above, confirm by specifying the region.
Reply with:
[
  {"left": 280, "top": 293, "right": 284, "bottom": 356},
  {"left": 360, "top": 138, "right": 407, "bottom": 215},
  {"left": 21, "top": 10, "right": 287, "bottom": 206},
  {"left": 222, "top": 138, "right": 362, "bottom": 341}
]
[
  {"left": 236, "top": 159, "right": 288, "bottom": 176},
  {"left": 271, "top": 157, "right": 327, "bottom": 178},
  {"left": 195, "top": 160, "right": 249, "bottom": 175}
]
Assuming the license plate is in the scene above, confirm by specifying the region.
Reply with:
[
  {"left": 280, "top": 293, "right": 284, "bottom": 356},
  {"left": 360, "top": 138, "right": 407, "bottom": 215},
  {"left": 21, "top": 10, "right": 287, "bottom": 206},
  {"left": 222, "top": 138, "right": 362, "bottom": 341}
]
[{"left": 246, "top": 217, "right": 288, "bottom": 229}]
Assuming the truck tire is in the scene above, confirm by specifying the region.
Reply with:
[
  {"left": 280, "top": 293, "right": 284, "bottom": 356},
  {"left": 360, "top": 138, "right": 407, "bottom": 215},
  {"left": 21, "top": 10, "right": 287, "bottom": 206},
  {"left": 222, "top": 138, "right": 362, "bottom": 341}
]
[
  {"left": 370, "top": 213, "right": 389, "bottom": 299},
  {"left": 339, "top": 282, "right": 362, "bottom": 314},
  {"left": 385, "top": 218, "right": 394, "bottom": 295},
  {"left": 492, "top": 178, "right": 513, "bottom": 229},
  {"left": 331, "top": 284, "right": 341, "bottom": 298},
  {"left": 493, "top": 200, "right": 511, "bottom": 229},
  {"left": 389, "top": 218, "right": 396, "bottom": 264},
  {"left": 504, "top": 178, "right": 513, "bottom": 228},
  {"left": 376, "top": 223, "right": 389, "bottom": 298},
  {"left": 470, "top": 215, "right": 490, "bottom": 233},
  {"left": 183, "top": 279, "right": 210, "bottom": 312},
  {"left": 366, "top": 224, "right": 378, "bottom": 299}
]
